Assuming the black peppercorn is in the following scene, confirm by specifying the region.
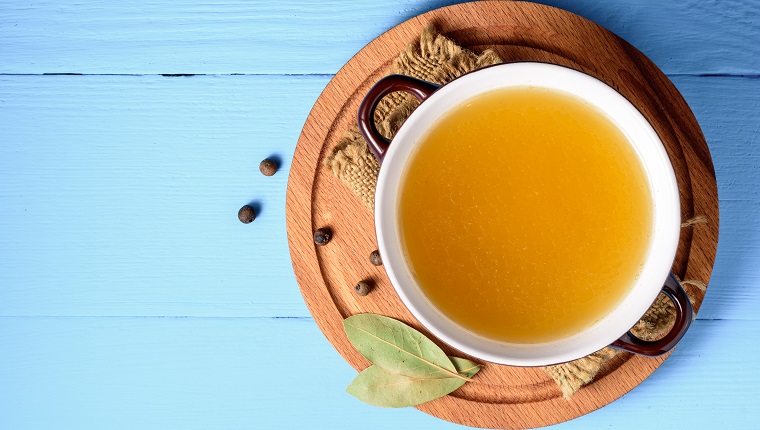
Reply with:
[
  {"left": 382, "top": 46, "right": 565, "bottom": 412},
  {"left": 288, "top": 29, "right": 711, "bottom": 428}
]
[
  {"left": 238, "top": 205, "right": 256, "bottom": 224},
  {"left": 369, "top": 250, "right": 383, "bottom": 266},
  {"left": 313, "top": 228, "right": 332, "bottom": 246},
  {"left": 259, "top": 158, "right": 277, "bottom": 176},
  {"left": 354, "top": 281, "right": 372, "bottom": 296}
]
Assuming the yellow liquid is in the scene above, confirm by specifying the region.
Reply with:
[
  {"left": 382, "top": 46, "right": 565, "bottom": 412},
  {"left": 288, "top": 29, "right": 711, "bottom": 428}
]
[{"left": 399, "top": 87, "right": 653, "bottom": 343}]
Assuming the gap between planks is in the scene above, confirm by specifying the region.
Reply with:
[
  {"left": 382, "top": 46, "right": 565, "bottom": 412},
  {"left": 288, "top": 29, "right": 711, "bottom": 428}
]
[{"left": 1, "top": 73, "right": 758, "bottom": 78}]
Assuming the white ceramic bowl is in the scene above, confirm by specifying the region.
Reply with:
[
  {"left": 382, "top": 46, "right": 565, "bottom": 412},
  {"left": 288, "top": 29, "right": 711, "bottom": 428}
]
[{"left": 358, "top": 62, "right": 692, "bottom": 366}]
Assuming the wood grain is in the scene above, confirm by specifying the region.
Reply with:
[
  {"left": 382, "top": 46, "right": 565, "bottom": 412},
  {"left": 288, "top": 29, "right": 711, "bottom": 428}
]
[
  {"left": 286, "top": 2, "right": 719, "bottom": 428},
  {"left": 0, "top": 74, "right": 328, "bottom": 318},
  {"left": 1, "top": 0, "right": 759, "bottom": 75},
  {"left": 0, "top": 317, "right": 754, "bottom": 429}
]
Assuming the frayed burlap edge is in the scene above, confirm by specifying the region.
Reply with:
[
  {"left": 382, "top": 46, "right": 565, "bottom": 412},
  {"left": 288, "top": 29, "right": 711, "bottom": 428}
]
[{"left": 323, "top": 24, "right": 502, "bottom": 210}]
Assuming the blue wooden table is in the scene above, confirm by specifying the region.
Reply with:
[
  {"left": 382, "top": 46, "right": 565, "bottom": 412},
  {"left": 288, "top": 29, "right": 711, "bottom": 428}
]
[{"left": 1, "top": 1, "right": 758, "bottom": 428}]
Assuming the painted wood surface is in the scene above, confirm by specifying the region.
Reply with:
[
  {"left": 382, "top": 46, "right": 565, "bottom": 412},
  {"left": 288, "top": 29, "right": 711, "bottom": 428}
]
[
  {"left": 1, "top": 0, "right": 759, "bottom": 429},
  {"left": 0, "top": 318, "right": 756, "bottom": 429},
  {"left": 2, "top": 0, "right": 759, "bottom": 74}
]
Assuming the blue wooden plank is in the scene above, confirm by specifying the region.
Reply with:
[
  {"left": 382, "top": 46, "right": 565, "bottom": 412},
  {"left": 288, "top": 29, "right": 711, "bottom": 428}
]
[
  {"left": 692, "top": 200, "right": 759, "bottom": 321},
  {"left": 674, "top": 75, "right": 760, "bottom": 203},
  {"left": 0, "top": 317, "right": 460, "bottom": 430},
  {"left": 669, "top": 75, "right": 760, "bottom": 320},
  {"left": 0, "top": 74, "right": 328, "bottom": 318},
  {"left": 1, "top": 74, "right": 758, "bottom": 319},
  {"left": 0, "top": 317, "right": 756, "bottom": 429},
  {"left": 1, "top": 0, "right": 759, "bottom": 75}
]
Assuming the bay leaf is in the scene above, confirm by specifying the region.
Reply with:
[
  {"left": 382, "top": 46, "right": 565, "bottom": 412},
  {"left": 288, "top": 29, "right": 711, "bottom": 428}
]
[
  {"left": 343, "top": 314, "right": 462, "bottom": 379},
  {"left": 346, "top": 365, "right": 467, "bottom": 408},
  {"left": 449, "top": 356, "right": 482, "bottom": 378}
]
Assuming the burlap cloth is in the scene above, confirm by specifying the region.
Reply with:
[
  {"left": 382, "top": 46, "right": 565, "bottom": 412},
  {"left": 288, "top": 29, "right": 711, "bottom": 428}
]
[{"left": 324, "top": 25, "right": 704, "bottom": 399}]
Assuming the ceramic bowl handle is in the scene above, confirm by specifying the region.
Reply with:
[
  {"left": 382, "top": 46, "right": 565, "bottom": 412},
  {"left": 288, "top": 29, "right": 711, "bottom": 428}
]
[
  {"left": 611, "top": 273, "right": 693, "bottom": 356},
  {"left": 357, "top": 75, "right": 440, "bottom": 163}
]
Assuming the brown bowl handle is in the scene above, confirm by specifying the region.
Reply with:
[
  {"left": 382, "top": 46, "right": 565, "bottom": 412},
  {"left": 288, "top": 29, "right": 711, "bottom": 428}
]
[
  {"left": 357, "top": 75, "right": 440, "bottom": 163},
  {"left": 611, "top": 273, "right": 693, "bottom": 356}
]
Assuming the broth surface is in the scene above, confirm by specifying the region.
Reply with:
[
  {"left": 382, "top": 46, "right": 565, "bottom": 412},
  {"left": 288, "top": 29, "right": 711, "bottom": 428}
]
[{"left": 399, "top": 87, "right": 653, "bottom": 343}]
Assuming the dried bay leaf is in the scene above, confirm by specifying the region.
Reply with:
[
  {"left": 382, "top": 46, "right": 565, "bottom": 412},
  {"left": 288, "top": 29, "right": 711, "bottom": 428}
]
[
  {"left": 344, "top": 314, "right": 482, "bottom": 408},
  {"left": 346, "top": 365, "right": 468, "bottom": 408},
  {"left": 343, "top": 314, "right": 462, "bottom": 379},
  {"left": 449, "top": 356, "right": 481, "bottom": 378}
]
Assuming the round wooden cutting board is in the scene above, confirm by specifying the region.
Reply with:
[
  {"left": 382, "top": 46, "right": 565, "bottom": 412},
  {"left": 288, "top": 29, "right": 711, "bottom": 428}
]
[{"left": 285, "top": 2, "right": 719, "bottom": 428}]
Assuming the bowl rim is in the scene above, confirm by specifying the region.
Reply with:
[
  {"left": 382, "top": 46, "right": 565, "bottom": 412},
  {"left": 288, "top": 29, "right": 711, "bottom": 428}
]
[{"left": 374, "top": 62, "right": 681, "bottom": 366}]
